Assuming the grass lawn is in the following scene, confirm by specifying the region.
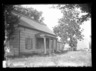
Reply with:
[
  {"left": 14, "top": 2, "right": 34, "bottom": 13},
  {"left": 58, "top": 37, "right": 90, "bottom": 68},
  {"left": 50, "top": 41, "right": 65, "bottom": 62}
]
[{"left": 6, "top": 50, "right": 91, "bottom": 67}]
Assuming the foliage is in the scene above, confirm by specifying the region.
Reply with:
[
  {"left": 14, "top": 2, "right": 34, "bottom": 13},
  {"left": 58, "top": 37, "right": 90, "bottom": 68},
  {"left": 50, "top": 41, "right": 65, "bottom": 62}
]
[
  {"left": 5, "top": 5, "right": 44, "bottom": 41},
  {"left": 53, "top": 4, "right": 90, "bottom": 50},
  {"left": 5, "top": 5, "right": 20, "bottom": 41},
  {"left": 14, "top": 5, "right": 44, "bottom": 23},
  {"left": 52, "top": 4, "right": 91, "bottom": 23}
]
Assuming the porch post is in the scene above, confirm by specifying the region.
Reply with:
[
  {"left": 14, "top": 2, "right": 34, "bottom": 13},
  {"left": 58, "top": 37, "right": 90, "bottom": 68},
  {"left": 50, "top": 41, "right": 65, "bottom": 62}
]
[
  {"left": 44, "top": 37, "right": 47, "bottom": 54},
  {"left": 52, "top": 39, "right": 54, "bottom": 53},
  {"left": 53, "top": 39, "right": 56, "bottom": 52},
  {"left": 49, "top": 39, "right": 52, "bottom": 54},
  {"left": 53, "top": 39, "right": 56, "bottom": 53},
  {"left": 56, "top": 39, "right": 57, "bottom": 52}
]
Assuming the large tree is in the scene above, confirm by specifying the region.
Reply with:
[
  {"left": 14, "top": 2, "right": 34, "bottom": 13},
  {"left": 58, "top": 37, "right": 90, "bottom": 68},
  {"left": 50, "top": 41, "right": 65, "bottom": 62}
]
[
  {"left": 5, "top": 5, "right": 20, "bottom": 41},
  {"left": 5, "top": 5, "right": 44, "bottom": 41},
  {"left": 52, "top": 4, "right": 91, "bottom": 23},
  {"left": 53, "top": 4, "right": 91, "bottom": 51},
  {"left": 14, "top": 5, "right": 44, "bottom": 23}
]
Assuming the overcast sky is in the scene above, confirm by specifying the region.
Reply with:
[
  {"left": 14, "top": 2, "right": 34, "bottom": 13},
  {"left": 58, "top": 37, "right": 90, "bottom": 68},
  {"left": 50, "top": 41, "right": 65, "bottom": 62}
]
[
  {"left": 22, "top": 4, "right": 91, "bottom": 47},
  {"left": 22, "top": 4, "right": 63, "bottom": 31}
]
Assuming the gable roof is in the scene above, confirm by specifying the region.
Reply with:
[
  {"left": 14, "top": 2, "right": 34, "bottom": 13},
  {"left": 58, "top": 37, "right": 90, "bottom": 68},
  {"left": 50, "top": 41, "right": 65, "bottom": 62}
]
[
  {"left": 12, "top": 11, "right": 55, "bottom": 35},
  {"left": 20, "top": 16, "right": 55, "bottom": 35}
]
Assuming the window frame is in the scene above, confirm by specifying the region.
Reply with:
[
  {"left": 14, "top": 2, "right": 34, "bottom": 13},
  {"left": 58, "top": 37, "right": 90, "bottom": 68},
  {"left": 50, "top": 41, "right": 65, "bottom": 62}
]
[{"left": 25, "top": 37, "right": 33, "bottom": 50}]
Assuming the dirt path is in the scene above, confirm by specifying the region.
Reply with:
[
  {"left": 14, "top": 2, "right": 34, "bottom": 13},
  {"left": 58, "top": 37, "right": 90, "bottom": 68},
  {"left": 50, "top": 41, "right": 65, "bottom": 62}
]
[{"left": 6, "top": 50, "right": 91, "bottom": 67}]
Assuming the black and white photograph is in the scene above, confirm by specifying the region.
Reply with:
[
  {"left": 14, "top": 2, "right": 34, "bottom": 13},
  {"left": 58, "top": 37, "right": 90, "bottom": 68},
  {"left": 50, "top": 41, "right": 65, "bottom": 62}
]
[{"left": 3, "top": 4, "right": 91, "bottom": 68}]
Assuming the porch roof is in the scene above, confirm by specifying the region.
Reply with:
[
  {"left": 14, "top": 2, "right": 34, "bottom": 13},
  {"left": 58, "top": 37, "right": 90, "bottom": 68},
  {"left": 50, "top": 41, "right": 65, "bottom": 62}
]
[{"left": 35, "top": 33, "right": 57, "bottom": 39}]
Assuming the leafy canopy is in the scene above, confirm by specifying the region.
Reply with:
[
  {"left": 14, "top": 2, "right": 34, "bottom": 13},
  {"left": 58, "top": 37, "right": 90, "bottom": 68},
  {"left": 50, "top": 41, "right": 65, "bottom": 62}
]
[
  {"left": 53, "top": 4, "right": 91, "bottom": 49},
  {"left": 5, "top": 5, "right": 20, "bottom": 40},
  {"left": 14, "top": 5, "right": 44, "bottom": 23},
  {"left": 5, "top": 5, "right": 44, "bottom": 41}
]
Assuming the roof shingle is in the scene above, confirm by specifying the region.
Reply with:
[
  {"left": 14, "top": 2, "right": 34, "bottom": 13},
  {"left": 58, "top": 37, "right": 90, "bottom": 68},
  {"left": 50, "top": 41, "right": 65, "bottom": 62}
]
[{"left": 20, "top": 16, "right": 55, "bottom": 35}]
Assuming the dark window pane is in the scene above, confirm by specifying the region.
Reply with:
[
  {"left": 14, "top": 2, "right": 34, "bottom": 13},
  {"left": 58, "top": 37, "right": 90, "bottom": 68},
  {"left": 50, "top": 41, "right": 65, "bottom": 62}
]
[
  {"left": 46, "top": 38, "right": 49, "bottom": 48},
  {"left": 36, "top": 38, "right": 44, "bottom": 49},
  {"left": 25, "top": 38, "right": 33, "bottom": 49}
]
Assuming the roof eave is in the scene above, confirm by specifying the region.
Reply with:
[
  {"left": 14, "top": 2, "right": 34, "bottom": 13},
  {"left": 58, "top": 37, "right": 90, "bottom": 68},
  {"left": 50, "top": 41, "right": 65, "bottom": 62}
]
[{"left": 19, "top": 24, "right": 56, "bottom": 36}]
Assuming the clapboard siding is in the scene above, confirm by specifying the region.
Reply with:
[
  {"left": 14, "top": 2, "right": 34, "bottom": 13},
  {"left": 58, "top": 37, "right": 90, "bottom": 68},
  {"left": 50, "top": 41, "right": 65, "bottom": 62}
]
[
  {"left": 19, "top": 26, "right": 40, "bottom": 53},
  {"left": 57, "top": 42, "right": 63, "bottom": 51},
  {"left": 19, "top": 26, "right": 57, "bottom": 54}
]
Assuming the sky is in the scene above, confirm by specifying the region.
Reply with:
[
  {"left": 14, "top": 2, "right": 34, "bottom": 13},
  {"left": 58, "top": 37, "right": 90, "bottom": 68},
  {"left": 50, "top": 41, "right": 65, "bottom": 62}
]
[
  {"left": 22, "top": 5, "right": 91, "bottom": 48},
  {"left": 22, "top": 4, "right": 63, "bottom": 31}
]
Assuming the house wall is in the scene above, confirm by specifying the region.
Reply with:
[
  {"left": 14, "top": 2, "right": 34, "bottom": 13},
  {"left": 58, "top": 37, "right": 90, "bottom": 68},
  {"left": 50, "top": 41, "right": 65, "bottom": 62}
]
[
  {"left": 19, "top": 26, "right": 39, "bottom": 53},
  {"left": 8, "top": 26, "right": 57, "bottom": 55},
  {"left": 57, "top": 42, "right": 63, "bottom": 51},
  {"left": 20, "top": 26, "right": 50, "bottom": 54},
  {"left": 47, "top": 39, "right": 57, "bottom": 53}
]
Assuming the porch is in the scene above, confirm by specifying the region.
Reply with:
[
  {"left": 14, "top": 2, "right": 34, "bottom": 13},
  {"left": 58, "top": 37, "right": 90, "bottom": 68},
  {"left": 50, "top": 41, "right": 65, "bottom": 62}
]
[{"left": 35, "top": 33, "right": 57, "bottom": 54}]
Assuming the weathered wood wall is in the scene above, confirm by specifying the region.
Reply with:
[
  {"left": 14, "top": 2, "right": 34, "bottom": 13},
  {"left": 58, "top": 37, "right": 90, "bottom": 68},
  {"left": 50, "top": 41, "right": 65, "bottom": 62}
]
[
  {"left": 57, "top": 42, "right": 63, "bottom": 52},
  {"left": 8, "top": 26, "right": 57, "bottom": 55},
  {"left": 19, "top": 26, "right": 57, "bottom": 54},
  {"left": 19, "top": 26, "right": 40, "bottom": 53}
]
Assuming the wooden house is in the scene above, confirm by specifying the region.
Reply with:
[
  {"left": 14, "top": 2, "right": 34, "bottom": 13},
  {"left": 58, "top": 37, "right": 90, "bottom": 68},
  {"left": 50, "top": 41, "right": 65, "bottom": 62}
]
[{"left": 7, "top": 11, "right": 57, "bottom": 56}]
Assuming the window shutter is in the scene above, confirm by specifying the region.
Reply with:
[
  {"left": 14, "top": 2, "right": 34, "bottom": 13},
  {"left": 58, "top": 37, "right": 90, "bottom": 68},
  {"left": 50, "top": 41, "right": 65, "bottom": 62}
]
[{"left": 25, "top": 38, "right": 33, "bottom": 49}]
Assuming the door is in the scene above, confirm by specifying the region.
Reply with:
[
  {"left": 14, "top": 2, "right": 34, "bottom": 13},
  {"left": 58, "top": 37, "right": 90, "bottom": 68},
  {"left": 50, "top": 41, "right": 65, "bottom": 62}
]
[{"left": 36, "top": 38, "right": 44, "bottom": 49}]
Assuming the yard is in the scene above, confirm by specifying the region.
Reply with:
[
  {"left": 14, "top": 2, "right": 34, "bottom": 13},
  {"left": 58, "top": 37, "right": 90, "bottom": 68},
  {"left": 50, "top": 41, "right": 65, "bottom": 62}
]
[{"left": 6, "top": 50, "right": 91, "bottom": 67}]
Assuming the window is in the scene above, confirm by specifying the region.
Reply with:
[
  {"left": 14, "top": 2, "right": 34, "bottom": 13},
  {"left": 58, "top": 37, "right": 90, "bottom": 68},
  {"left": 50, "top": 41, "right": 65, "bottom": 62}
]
[{"left": 25, "top": 37, "right": 33, "bottom": 49}]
